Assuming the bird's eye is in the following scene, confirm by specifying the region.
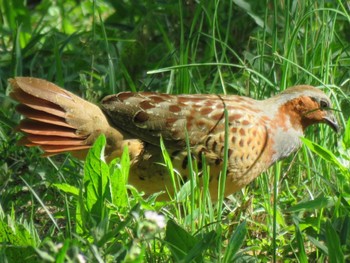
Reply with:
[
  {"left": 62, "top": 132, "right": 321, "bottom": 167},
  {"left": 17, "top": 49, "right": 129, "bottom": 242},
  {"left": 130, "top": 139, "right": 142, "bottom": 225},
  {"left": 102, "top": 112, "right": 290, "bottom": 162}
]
[{"left": 320, "top": 99, "right": 329, "bottom": 109}]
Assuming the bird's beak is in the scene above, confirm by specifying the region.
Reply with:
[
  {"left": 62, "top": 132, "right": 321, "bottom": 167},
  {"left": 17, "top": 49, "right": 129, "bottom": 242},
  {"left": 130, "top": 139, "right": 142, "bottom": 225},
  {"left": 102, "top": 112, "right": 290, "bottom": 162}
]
[{"left": 323, "top": 112, "right": 340, "bottom": 133}]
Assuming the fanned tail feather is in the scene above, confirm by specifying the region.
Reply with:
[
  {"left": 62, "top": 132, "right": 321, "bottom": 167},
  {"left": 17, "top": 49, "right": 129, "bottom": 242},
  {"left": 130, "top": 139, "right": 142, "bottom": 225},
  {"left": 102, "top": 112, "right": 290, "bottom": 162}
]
[{"left": 9, "top": 77, "right": 120, "bottom": 159}]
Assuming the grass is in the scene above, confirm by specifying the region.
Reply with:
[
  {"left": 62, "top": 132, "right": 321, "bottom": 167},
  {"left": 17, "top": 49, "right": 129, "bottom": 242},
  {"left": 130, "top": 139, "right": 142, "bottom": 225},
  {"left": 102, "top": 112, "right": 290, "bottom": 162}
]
[{"left": 1, "top": 0, "right": 350, "bottom": 262}]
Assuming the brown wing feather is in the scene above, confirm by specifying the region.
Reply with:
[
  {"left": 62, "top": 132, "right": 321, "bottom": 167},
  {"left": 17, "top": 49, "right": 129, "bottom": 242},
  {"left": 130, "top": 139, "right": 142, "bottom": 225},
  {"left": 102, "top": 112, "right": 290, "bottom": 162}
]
[{"left": 101, "top": 92, "right": 225, "bottom": 147}]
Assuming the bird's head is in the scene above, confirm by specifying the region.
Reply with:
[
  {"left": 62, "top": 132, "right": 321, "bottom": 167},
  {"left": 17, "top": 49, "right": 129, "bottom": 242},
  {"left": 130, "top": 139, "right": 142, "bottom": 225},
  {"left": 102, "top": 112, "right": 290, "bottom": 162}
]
[{"left": 274, "top": 85, "right": 339, "bottom": 133}]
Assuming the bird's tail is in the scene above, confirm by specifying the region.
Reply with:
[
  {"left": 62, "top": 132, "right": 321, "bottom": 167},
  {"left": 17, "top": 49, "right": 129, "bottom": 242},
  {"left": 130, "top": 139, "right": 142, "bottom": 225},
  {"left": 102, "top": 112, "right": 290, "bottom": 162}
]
[{"left": 9, "top": 77, "right": 126, "bottom": 160}]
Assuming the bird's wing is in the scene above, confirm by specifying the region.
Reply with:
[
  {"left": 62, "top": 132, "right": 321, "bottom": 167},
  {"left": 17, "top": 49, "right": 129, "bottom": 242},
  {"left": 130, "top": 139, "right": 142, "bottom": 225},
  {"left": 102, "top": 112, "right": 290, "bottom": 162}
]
[{"left": 101, "top": 92, "right": 226, "bottom": 147}]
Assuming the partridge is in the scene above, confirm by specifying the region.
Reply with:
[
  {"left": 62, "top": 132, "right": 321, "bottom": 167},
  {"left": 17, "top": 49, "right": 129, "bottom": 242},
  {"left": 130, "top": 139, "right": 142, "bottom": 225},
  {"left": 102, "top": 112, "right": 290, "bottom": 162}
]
[{"left": 9, "top": 77, "right": 339, "bottom": 199}]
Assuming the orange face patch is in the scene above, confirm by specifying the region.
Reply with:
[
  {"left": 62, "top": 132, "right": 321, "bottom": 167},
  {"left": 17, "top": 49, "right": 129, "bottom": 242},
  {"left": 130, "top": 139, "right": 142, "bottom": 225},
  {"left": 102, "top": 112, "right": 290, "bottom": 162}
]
[{"left": 277, "top": 96, "right": 324, "bottom": 131}]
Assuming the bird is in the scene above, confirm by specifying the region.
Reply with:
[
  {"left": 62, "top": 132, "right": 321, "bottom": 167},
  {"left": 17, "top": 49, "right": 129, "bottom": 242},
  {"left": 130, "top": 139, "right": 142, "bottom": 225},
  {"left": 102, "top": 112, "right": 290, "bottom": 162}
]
[{"left": 9, "top": 77, "right": 339, "bottom": 199}]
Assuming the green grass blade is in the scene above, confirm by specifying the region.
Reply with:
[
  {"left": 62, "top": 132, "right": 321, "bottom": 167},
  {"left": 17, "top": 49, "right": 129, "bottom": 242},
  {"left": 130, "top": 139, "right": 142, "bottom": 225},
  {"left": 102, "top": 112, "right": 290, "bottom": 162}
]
[
  {"left": 325, "top": 220, "right": 344, "bottom": 263},
  {"left": 222, "top": 221, "right": 247, "bottom": 263}
]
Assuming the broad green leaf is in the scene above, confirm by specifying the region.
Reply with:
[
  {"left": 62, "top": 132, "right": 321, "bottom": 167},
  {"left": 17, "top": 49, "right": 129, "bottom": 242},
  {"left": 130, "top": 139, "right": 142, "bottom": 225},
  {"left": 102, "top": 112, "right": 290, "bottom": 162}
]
[
  {"left": 109, "top": 146, "right": 130, "bottom": 207},
  {"left": 301, "top": 137, "right": 347, "bottom": 173},
  {"left": 52, "top": 183, "right": 79, "bottom": 197},
  {"left": 307, "top": 235, "right": 328, "bottom": 254},
  {"left": 183, "top": 231, "right": 216, "bottom": 263},
  {"left": 176, "top": 180, "right": 194, "bottom": 201},
  {"left": 288, "top": 196, "right": 335, "bottom": 212},
  {"left": 165, "top": 219, "right": 199, "bottom": 262},
  {"left": 83, "top": 135, "right": 110, "bottom": 222},
  {"left": 325, "top": 220, "right": 344, "bottom": 263},
  {"left": 223, "top": 221, "right": 247, "bottom": 263}
]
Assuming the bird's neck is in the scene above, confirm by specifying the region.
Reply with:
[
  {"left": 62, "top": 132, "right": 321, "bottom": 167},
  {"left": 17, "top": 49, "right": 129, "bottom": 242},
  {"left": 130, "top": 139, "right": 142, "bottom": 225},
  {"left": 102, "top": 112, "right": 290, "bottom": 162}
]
[
  {"left": 265, "top": 99, "right": 305, "bottom": 163},
  {"left": 270, "top": 126, "right": 303, "bottom": 163}
]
